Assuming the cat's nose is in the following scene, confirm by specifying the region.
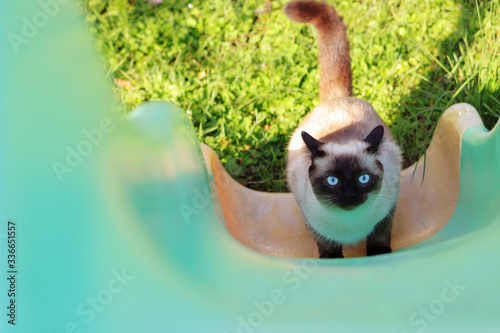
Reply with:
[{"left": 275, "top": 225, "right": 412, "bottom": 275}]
[{"left": 343, "top": 188, "right": 356, "bottom": 198}]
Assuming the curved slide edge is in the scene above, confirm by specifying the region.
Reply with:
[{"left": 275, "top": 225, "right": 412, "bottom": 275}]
[
  {"left": 202, "top": 103, "right": 486, "bottom": 257},
  {"left": 120, "top": 100, "right": 500, "bottom": 333}
]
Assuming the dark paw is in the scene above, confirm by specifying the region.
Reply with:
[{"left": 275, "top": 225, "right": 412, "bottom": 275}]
[
  {"left": 367, "top": 246, "right": 391, "bottom": 256},
  {"left": 319, "top": 249, "right": 344, "bottom": 259}
]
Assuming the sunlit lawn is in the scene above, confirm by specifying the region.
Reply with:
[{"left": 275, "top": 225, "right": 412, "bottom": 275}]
[{"left": 79, "top": 0, "right": 500, "bottom": 192}]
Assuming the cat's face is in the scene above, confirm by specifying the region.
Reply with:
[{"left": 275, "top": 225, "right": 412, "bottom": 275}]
[
  {"left": 309, "top": 153, "right": 383, "bottom": 210},
  {"left": 302, "top": 126, "right": 385, "bottom": 210}
]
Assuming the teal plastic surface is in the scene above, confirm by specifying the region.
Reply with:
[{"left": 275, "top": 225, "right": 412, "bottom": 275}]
[{"left": 1, "top": 1, "right": 500, "bottom": 332}]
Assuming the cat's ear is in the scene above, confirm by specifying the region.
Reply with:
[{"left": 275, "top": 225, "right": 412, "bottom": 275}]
[
  {"left": 363, "top": 125, "right": 384, "bottom": 154},
  {"left": 302, "top": 131, "right": 324, "bottom": 156}
]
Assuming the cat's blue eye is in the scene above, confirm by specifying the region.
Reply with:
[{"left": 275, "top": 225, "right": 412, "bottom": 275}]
[
  {"left": 359, "top": 174, "right": 370, "bottom": 184},
  {"left": 327, "top": 176, "right": 339, "bottom": 186}
]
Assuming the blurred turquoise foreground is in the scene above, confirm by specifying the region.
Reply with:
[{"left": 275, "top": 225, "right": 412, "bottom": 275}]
[{"left": 1, "top": 1, "right": 500, "bottom": 332}]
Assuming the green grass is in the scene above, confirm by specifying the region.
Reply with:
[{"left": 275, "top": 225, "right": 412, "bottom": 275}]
[{"left": 78, "top": 0, "right": 500, "bottom": 192}]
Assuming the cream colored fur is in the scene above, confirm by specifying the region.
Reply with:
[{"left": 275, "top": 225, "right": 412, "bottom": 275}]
[{"left": 287, "top": 97, "right": 402, "bottom": 244}]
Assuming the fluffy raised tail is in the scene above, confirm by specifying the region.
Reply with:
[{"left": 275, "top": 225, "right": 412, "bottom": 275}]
[{"left": 285, "top": 0, "right": 352, "bottom": 102}]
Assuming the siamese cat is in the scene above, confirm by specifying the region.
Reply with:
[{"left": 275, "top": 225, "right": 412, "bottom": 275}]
[{"left": 285, "top": 0, "right": 402, "bottom": 258}]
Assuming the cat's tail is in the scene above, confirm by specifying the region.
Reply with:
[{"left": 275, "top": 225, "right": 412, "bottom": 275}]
[{"left": 285, "top": 1, "right": 352, "bottom": 102}]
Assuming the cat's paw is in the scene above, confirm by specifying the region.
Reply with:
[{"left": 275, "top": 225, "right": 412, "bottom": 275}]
[
  {"left": 319, "top": 248, "right": 344, "bottom": 259},
  {"left": 366, "top": 246, "right": 391, "bottom": 256}
]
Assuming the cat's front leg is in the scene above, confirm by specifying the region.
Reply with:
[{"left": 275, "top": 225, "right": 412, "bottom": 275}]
[
  {"left": 315, "top": 236, "right": 343, "bottom": 259},
  {"left": 366, "top": 207, "right": 395, "bottom": 256}
]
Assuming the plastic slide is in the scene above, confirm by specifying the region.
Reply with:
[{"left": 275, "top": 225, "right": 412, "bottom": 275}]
[{"left": 1, "top": 1, "right": 500, "bottom": 332}]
